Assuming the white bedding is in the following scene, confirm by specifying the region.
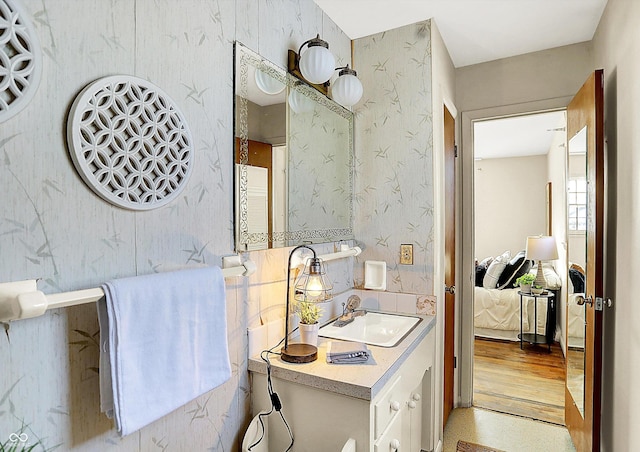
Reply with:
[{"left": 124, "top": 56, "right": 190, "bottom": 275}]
[
  {"left": 474, "top": 287, "right": 548, "bottom": 341},
  {"left": 567, "top": 292, "right": 585, "bottom": 348}
]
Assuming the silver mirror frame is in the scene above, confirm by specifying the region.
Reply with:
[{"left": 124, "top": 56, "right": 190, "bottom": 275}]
[{"left": 234, "top": 42, "right": 354, "bottom": 250}]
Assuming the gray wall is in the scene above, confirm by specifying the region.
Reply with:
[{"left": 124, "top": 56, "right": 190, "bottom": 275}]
[
  {"left": 474, "top": 155, "right": 548, "bottom": 261},
  {"left": 353, "top": 21, "right": 434, "bottom": 295},
  {"left": 593, "top": 0, "right": 640, "bottom": 449},
  {"left": 0, "top": 1, "right": 351, "bottom": 450}
]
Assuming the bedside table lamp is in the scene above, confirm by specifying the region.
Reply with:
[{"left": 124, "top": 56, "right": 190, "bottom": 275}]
[
  {"left": 281, "top": 245, "right": 333, "bottom": 363},
  {"left": 526, "top": 235, "right": 559, "bottom": 289}
]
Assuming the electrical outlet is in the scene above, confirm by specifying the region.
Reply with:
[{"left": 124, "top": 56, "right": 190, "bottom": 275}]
[{"left": 400, "top": 244, "right": 413, "bottom": 265}]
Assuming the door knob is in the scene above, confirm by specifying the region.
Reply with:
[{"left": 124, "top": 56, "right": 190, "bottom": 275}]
[
  {"left": 576, "top": 295, "right": 593, "bottom": 306},
  {"left": 445, "top": 285, "right": 456, "bottom": 295}
]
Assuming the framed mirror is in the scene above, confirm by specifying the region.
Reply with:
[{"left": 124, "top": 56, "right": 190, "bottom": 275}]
[
  {"left": 566, "top": 125, "right": 587, "bottom": 417},
  {"left": 234, "top": 42, "right": 354, "bottom": 251}
]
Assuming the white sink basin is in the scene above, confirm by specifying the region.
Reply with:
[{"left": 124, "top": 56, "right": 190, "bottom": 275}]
[{"left": 319, "top": 311, "right": 422, "bottom": 347}]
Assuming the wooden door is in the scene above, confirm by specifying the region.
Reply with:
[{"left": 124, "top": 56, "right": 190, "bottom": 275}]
[
  {"left": 565, "top": 70, "right": 604, "bottom": 452},
  {"left": 235, "top": 138, "right": 274, "bottom": 246},
  {"left": 443, "top": 105, "right": 456, "bottom": 426}
]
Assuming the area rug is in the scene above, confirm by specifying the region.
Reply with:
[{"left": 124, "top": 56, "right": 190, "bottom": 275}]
[{"left": 456, "top": 440, "right": 505, "bottom": 452}]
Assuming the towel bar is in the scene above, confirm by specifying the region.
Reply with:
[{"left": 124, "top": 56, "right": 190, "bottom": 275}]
[{"left": 0, "top": 259, "right": 256, "bottom": 322}]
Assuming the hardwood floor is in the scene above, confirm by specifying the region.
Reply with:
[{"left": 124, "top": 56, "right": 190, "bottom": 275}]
[{"left": 473, "top": 337, "right": 566, "bottom": 425}]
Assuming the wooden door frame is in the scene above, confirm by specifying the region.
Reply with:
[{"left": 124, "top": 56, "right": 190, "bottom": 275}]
[
  {"left": 443, "top": 105, "right": 456, "bottom": 427},
  {"left": 458, "top": 97, "right": 573, "bottom": 406}
]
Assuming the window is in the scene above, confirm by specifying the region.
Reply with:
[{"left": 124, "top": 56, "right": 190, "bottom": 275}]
[{"left": 568, "top": 178, "right": 587, "bottom": 231}]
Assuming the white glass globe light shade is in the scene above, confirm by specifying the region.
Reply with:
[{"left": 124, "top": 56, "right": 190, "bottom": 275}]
[
  {"left": 332, "top": 72, "right": 363, "bottom": 107},
  {"left": 288, "top": 89, "right": 314, "bottom": 114},
  {"left": 299, "top": 45, "right": 335, "bottom": 84},
  {"left": 254, "top": 69, "right": 285, "bottom": 95}
]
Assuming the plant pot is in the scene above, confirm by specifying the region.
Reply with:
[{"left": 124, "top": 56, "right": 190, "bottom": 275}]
[
  {"left": 299, "top": 322, "right": 319, "bottom": 346},
  {"left": 520, "top": 283, "right": 532, "bottom": 294}
]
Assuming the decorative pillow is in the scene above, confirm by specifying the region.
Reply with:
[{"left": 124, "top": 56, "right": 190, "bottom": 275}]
[
  {"left": 483, "top": 250, "right": 510, "bottom": 289},
  {"left": 497, "top": 250, "right": 531, "bottom": 289},
  {"left": 568, "top": 267, "right": 585, "bottom": 293},
  {"left": 529, "top": 262, "right": 562, "bottom": 289},
  {"left": 475, "top": 256, "right": 493, "bottom": 287}
]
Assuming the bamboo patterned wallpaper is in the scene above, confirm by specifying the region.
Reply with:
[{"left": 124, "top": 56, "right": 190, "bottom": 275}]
[
  {"left": 0, "top": 0, "right": 350, "bottom": 450},
  {"left": 353, "top": 21, "right": 435, "bottom": 295}
]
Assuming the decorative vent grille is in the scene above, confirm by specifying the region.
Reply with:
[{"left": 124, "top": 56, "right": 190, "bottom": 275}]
[
  {"left": 67, "top": 75, "right": 194, "bottom": 210},
  {"left": 0, "top": 0, "right": 42, "bottom": 122}
]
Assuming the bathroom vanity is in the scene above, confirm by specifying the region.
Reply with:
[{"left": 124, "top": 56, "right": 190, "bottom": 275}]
[{"left": 248, "top": 314, "right": 436, "bottom": 451}]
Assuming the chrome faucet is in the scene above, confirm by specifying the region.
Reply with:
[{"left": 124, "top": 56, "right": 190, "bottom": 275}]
[{"left": 334, "top": 295, "right": 366, "bottom": 327}]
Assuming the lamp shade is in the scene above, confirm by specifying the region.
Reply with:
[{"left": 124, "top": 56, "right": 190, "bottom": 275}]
[
  {"left": 299, "top": 41, "right": 335, "bottom": 84},
  {"left": 332, "top": 66, "right": 363, "bottom": 107},
  {"left": 525, "top": 236, "right": 559, "bottom": 261},
  {"left": 294, "top": 257, "right": 333, "bottom": 303}
]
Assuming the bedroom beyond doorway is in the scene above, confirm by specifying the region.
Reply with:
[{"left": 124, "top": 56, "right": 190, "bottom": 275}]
[{"left": 472, "top": 110, "right": 568, "bottom": 425}]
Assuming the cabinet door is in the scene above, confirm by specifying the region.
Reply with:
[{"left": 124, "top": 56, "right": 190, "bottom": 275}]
[
  {"left": 408, "top": 384, "right": 423, "bottom": 451},
  {"left": 375, "top": 410, "right": 403, "bottom": 452}
]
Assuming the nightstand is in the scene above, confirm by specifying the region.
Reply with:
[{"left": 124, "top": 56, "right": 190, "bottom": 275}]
[{"left": 518, "top": 291, "right": 554, "bottom": 351}]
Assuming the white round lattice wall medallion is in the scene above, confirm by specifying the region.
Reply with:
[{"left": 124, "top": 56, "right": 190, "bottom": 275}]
[
  {"left": 67, "top": 75, "right": 194, "bottom": 210},
  {"left": 0, "top": 0, "right": 42, "bottom": 122}
]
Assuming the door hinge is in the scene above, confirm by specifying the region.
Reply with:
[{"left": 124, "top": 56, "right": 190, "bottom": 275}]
[
  {"left": 454, "top": 356, "right": 457, "bottom": 369},
  {"left": 454, "top": 145, "right": 458, "bottom": 158}
]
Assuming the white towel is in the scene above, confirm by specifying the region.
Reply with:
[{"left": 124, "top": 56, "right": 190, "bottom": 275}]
[{"left": 97, "top": 267, "right": 231, "bottom": 436}]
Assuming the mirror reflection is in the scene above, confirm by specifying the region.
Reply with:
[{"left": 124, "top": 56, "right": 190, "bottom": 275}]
[
  {"left": 566, "top": 125, "right": 587, "bottom": 417},
  {"left": 234, "top": 42, "right": 354, "bottom": 251}
]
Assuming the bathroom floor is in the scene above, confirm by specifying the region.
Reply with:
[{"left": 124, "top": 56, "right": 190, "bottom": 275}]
[{"left": 443, "top": 407, "right": 576, "bottom": 452}]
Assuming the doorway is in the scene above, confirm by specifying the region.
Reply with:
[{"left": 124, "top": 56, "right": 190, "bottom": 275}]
[{"left": 470, "top": 110, "right": 568, "bottom": 424}]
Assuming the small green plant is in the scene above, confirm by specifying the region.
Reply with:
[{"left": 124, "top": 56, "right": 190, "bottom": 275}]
[
  {"left": 514, "top": 273, "right": 535, "bottom": 287},
  {"left": 296, "top": 301, "right": 323, "bottom": 324}
]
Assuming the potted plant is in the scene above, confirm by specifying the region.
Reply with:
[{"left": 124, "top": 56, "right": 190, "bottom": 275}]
[
  {"left": 531, "top": 284, "right": 545, "bottom": 295},
  {"left": 296, "top": 301, "right": 323, "bottom": 346},
  {"left": 514, "top": 273, "right": 535, "bottom": 294}
]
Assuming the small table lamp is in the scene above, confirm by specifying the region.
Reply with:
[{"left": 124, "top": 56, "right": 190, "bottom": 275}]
[
  {"left": 525, "top": 235, "right": 559, "bottom": 289},
  {"left": 281, "top": 245, "right": 332, "bottom": 363}
]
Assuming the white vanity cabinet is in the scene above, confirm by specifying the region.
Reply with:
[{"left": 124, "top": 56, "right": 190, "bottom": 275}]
[{"left": 249, "top": 316, "right": 436, "bottom": 451}]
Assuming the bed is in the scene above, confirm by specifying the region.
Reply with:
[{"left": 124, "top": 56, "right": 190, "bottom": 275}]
[{"left": 474, "top": 250, "right": 560, "bottom": 343}]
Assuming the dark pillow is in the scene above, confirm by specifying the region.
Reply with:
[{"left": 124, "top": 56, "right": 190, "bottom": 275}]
[
  {"left": 475, "top": 265, "right": 488, "bottom": 287},
  {"left": 475, "top": 257, "right": 493, "bottom": 287},
  {"left": 569, "top": 268, "right": 585, "bottom": 293},
  {"left": 497, "top": 251, "right": 531, "bottom": 289}
]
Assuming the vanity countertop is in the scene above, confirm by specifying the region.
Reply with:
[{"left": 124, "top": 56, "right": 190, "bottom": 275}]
[{"left": 248, "top": 314, "right": 436, "bottom": 401}]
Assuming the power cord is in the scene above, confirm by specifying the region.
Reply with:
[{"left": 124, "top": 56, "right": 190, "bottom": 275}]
[{"left": 248, "top": 331, "right": 296, "bottom": 451}]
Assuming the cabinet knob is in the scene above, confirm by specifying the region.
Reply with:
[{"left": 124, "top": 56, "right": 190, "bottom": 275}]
[
  {"left": 390, "top": 439, "right": 400, "bottom": 450},
  {"left": 390, "top": 401, "right": 401, "bottom": 412},
  {"left": 411, "top": 393, "right": 421, "bottom": 401},
  {"left": 408, "top": 400, "right": 417, "bottom": 409}
]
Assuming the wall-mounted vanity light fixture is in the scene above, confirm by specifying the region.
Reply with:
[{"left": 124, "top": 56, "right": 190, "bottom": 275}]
[
  {"left": 288, "top": 83, "right": 315, "bottom": 114},
  {"left": 288, "top": 34, "right": 363, "bottom": 108},
  {"left": 332, "top": 65, "right": 363, "bottom": 107}
]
